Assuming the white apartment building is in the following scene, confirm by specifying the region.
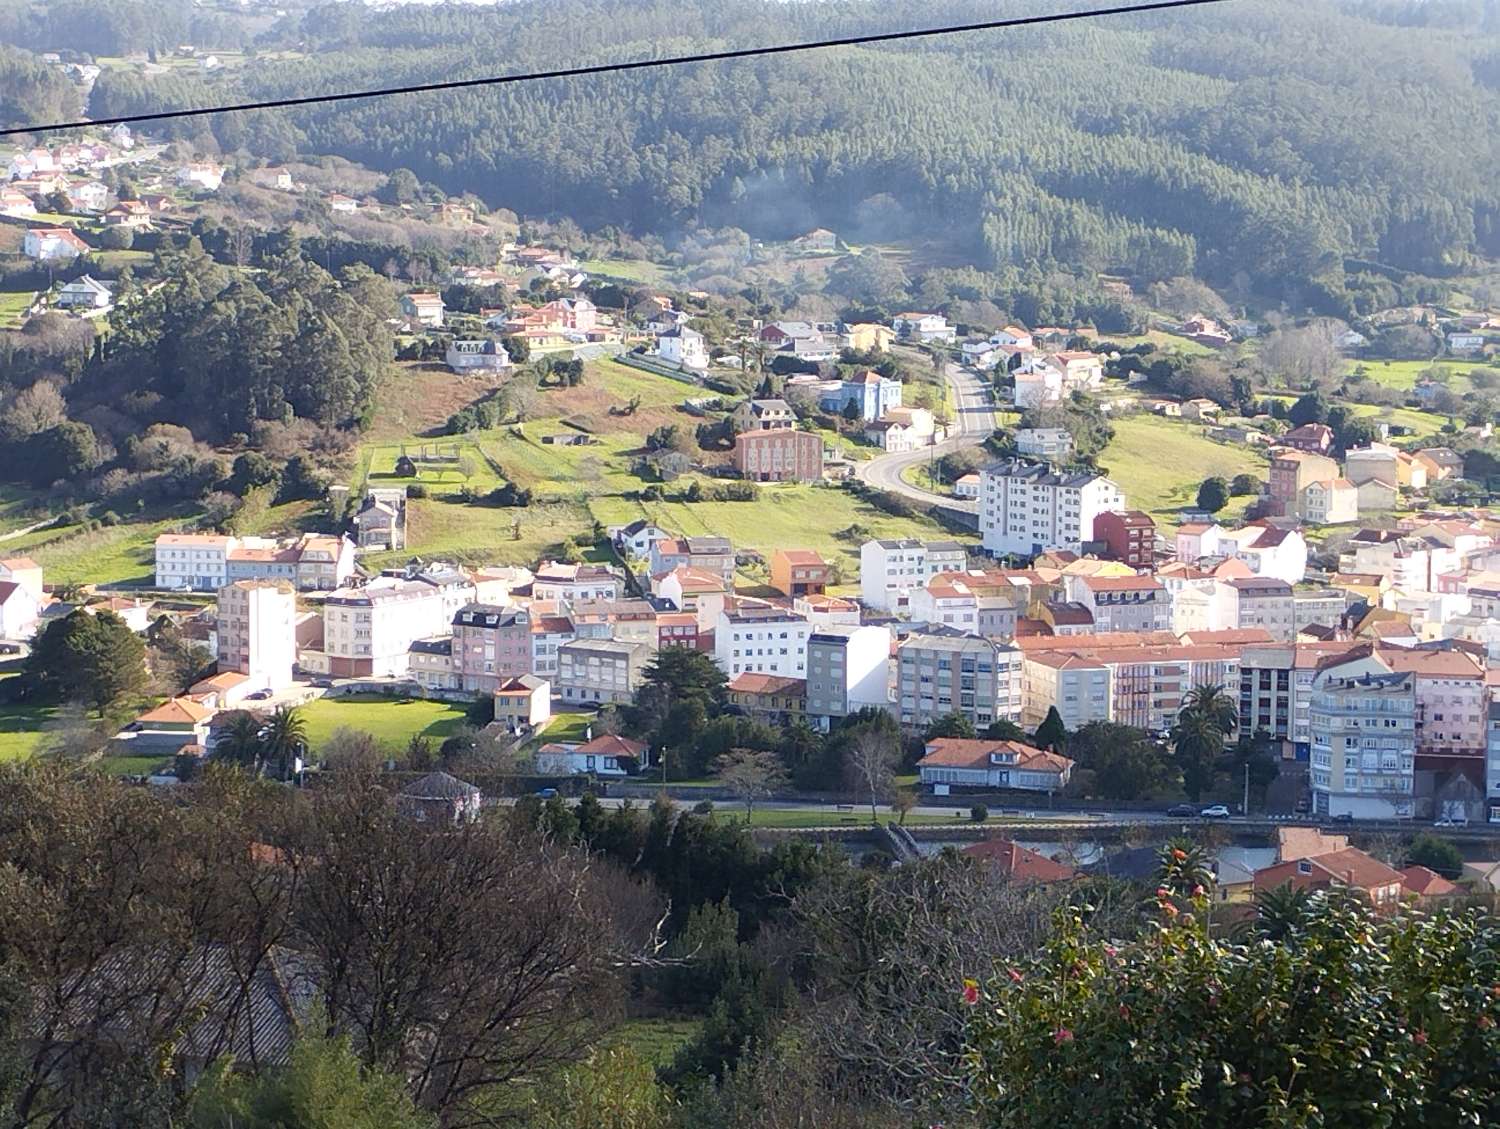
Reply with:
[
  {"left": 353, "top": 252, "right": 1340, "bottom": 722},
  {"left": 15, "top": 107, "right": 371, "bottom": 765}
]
[
  {"left": 805, "top": 625, "right": 892, "bottom": 726},
  {"left": 1020, "top": 652, "right": 1112, "bottom": 730},
  {"left": 1226, "top": 577, "right": 1295, "bottom": 641},
  {"left": 895, "top": 632, "right": 1023, "bottom": 730},
  {"left": 1486, "top": 700, "right": 1500, "bottom": 823},
  {"left": 1309, "top": 664, "right": 1416, "bottom": 820},
  {"left": 715, "top": 606, "right": 813, "bottom": 679},
  {"left": 980, "top": 460, "right": 1124, "bottom": 558},
  {"left": 556, "top": 639, "right": 651, "bottom": 705},
  {"left": 323, "top": 580, "right": 457, "bottom": 679},
  {"left": 156, "top": 534, "right": 236, "bottom": 590},
  {"left": 532, "top": 561, "right": 621, "bottom": 604},
  {"left": 1015, "top": 428, "right": 1074, "bottom": 460},
  {"left": 859, "top": 539, "right": 968, "bottom": 611},
  {"left": 215, "top": 580, "right": 297, "bottom": 691},
  {"left": 1063, "top": 574, "right": 1172, "bottom": 634}
]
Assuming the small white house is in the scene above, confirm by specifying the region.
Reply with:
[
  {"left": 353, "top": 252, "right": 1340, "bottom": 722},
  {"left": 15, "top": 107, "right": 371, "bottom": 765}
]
[
  {"left": 175, "top": 163, "right": 224, "bottom": 192},
  {"left": 1449, "top": 333, "right": 1486, "bottom": 355},
  {"left": 65, "top": 180, "right": 109, "bottom": 212},
  {"left": 534, "top": 733, "right": 648, "bottom": 777},
  {"left": 445, "top": 339, "right": 512, "bottom": 373},
  {"left": 613, "top": 519, "right": 672, "bottom": 558},
  {"left": 23, "top": 227, "right": 88, "bottom": 262},
  {"left": 56, "top": 274, "right": 113, "bottom": 311},
  {"left": 400, "top": 293, "right": 445, "bottom": 328},
  {"left": 954, "top": 473, "right": 981, "bottom": 499},
  {"left": 327, "top": 193, "right": 359, "bottom": 214},
  {"left": 657, "top": 324, "right": 708, "bottom": 369}
]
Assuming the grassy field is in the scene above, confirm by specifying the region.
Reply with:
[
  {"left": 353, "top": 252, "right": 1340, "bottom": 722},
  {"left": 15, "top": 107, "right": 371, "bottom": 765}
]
[
  {"left": 1346, "top": 358, "right": 1491, "bottom": 392},
  {"left": 0, "top": 290, "right": 33, "bottom": 329},
  {"left": 579, "top": 258, "right": 668, "bottom": 285},
  {"left": 608, "top": 1019, "right": 700, "bottom": 1066},
  {"left": 9, "top": 515, "right": 186, "bottom": 587},
  {"left": 1257, "top": 394, "right": 1449, "bottom": 439},
  {"left": 0, "top": 702, "right": 59, "bottom": 761},
  {"left": 298, "top": 693, "right": 471, "bottom": 753},
  {"left": 1098, "top": 415, "right": 1265, "bottom": 525},
  {"left": 537, "top": 711, "right": 596, "bottom": 743}
]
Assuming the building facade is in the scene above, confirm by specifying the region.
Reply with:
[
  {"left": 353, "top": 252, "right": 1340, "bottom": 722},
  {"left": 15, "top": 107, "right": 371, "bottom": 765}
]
[
  {"left": 215, "top": 580, "right": 296, "bottom": 690},
  {"left": 981, "top": 460, "right": 1125, "bottom": 557},
  {"left": 896, "top": 632, "right": 1023, "bottom": 731}
]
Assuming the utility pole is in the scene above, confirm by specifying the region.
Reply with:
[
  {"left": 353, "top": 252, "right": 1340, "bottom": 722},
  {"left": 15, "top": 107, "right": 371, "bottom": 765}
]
[
  {"left": 1243, "top": 760, "right": 1250, "bottom": 816},
  {"left": 660, "top": 745, "right": 668, "bottom": 792}
]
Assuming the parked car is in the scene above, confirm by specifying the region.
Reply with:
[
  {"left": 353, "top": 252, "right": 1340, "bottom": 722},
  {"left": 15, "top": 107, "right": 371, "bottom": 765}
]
[
  {"left": 1199, "top": 804, "right": 1231, "bottom": 819},
  {"left": 246, "top": 689, "right": 273, "bottom": 700},
  {"left": 311, "top": 678, "right": 333, "bottom": 689},
  {"left": 1435, "top": 814, "right": 1469, "bottom": 828},
  {"left": 1332, "top": 812, "right": 1355, "bottom": 824},
  {"left": 535, "top": 787, "right": 559, "bottom": 799},
  {"left": 1166, "top": 803, "right": 1197, "bottom": 818}
]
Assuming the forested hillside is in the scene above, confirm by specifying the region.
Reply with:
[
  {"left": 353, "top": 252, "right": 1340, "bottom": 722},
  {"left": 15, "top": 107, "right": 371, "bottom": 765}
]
[{"left": 80, "top": 0, "right": 1500, "bottom": 308}]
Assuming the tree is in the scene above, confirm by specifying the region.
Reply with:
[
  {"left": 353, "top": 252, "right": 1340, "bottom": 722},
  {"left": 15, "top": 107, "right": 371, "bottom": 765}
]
[
  {"left": 1065, "top": 722, "right": 1174, "bottom": 802},
  {"left": 1406, "top": 834, "right": 1463, "bottom": 880},
  {"left": 1287, "top": 390, "right": 1330, "bottom": 427},
  {"left": 1252, "top": 882, "right": 1312, "bottom": 942},
  {"left": 845, "top": 728, "right": 899, "bottom": 824},
  {"left": 1033, "top": 707, "right": 1067, "bottom": 753},
  {"left": 262, "top": 704, "right": 308, "bottom": 780},
  {"left": 1229, "top": 472, "right": 1261, "bottom": 496},
  {"left": 924, "top": 714, "right": 977, "bottom": 741},
  {"left": 968, "top": 896, "right": 1500, "bottom": 1127},
  {"left": 22, "top": 610, "right": 148, "bottom": 711},
  {"left": 713, "top": 748, "right": 788, "bottom": 822},
  {"left": 1195, "top": 476, "right": 1229, "bottom": 513},
  {"left": 1172, "top": 683, "right": 1237, "bottom": 802},
  {"left": 216, "top": 711, "right": 266, "bottom": 774},
  {"left": 526, "top": 1047, "right": 672, "bottom": 1129},
  {"left": 984, "top": 719, "right": 1028, "bottom": 741}
]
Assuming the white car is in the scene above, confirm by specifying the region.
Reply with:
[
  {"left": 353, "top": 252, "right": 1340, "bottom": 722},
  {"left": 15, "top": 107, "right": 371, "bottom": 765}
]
[{"left": 1199, "top": 805, "right": 1231, "bottom": 819}]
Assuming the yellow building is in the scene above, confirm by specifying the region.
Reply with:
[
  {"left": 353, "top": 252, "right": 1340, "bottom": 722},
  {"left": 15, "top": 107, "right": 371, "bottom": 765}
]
[{"left": 845, "top": 323, "right": 895, "bottom": 352}]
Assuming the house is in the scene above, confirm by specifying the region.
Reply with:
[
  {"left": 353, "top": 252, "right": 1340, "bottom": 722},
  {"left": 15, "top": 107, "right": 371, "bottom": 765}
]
[
  {"left": 1252, "top": 847, "right": 1403, "bottom": 909},
  {"left": 535, "top": 733, "right": 648, "bottom": 777},
  {"left": 819, "top": 370, "right": 902, "bottom": 421},
  {"left": 1179, "top": 316, "right": 1232, "bottom": 348},
  {"left": 1015, "top": 428, "right": 1074, "bottom": 460},
  {"left": 954, "top": 473, "right": 981, "bottom": 499},
  {"left": 252, "top": 166, "right": 294, "bottom": 191},
  {"left": 23, "top": 227, "right": 88, "bottom": 262},
  {"left": 126, "top": 697, "right": 215, "bottom": 751},
  {"left": 844, "top": 322, "right": 895, "bottom": 352},
  {"left": 1298, "top": 478, "right": 1359, "bottom": 525},
  {"left": 651, "top": 535, "right": 736, "bottom": 589},
  {"left": 175, "top": 163, "right": 224, "bottom": 192},
  {"left": 0, "top": 556, "right": 44, "bottom": 603},
  {"left": 917, "top": 737, "right": 1073, "bottom": 795},
  {"left": 734, "top": 429, "right": 823, "bottom": 482},
  {"left": 613, "top": 519, "right": 672, "bottom": 559},
  {"left": 1356, "top": 479, "right": 1398, "bottom": 512},
  {"left": 55, "top": 274, "right": 112, "bottom": 311},
  {"left": 980, "top": 460, "right": 1126, "bottom": 557},
  {"left": 0, "top": 580, "right": 41, "bottom": 639},
  {"left": 961, "top": 838, "right": 1077, "bottom": 883},
  {"left": 533, "top": 561, "right": 621, "bottom": 603},
  {"left": 1012, "top": 366, "right": 1063, "bottom": 410},
  {"left": 493, "top": 675, "right": 551, "bottom": 730},
  {"left": 733, "top": 397, "right": 797, "bottom": 431},
  {"left": 1399, "top": 865, "right": 1460, "bottom": 901},
  {"left": 445, "top": 339, "right": 512, "bottom": 373},
  {"left": 864, "top": 407, "right": 937, "bottom": 452},
  {"left": 1063, "top": 573, "right": 1171, "bottom": 633},
  {"left": 1180, "top": 398, "right": 1221, "bottom": 421},
  {"left": 1279, "top": 423, "right": 1335, "bottom": 455},
  {"left": 892, "top": 312, "right": 956, "bottom": 344},
  {"left": 65, "top": 180, "right": 109, "bottom": 212},
  {"left": 352, "top": 490, "right": 406, "bottom": 551},
  {"left": 657, "top": 324, "right": 708, "bottom": 369},
  {"left": 139, "top": 193, "right": 174, "bottom": 214},
  {"left": 0, "top": 187, "right": 36, "bottom": 217},
  {"left": 399, "top": 292, "right": 445, "bottom": 328},
  {"left": 726, "top": 672, "right": 807, "bottom": 725},
  {"left": 789, "top": 227, "right": 837, "bottom": 252},
  {"left": 1267, "top": 448, "right": 1339, "bottom": 516},
  {"left": 397, "top": 772, "right": 481, "bottom": 824},
  {"left": 326, "top": 193, "right": 359, "bottom": 214},
  {"left": 556, "top": 639, "right": 652, "bottom": 705},
  {"left": 1093, "top": 510, "right": 1156, "bottom": 569},
  {"left": 770, "top": 549, "right": 830, "bottom": 597},
  {"left": 1415, "top": 447, "right": 1463, "bottom": 480},
  {"left": 102, "top": 200, "right": 152, "bottom": 228},
  {"left": 1448, "top": 332, "right": 1486, "bottom": 355},
  {"left": 758, "top": 320, "right": 836, "bottom": 359}
]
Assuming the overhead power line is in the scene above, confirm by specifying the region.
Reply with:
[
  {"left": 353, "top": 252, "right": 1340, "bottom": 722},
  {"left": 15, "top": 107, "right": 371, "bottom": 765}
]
[{"left": 0, "top": 0, "right": 1232, "bottom": 138}]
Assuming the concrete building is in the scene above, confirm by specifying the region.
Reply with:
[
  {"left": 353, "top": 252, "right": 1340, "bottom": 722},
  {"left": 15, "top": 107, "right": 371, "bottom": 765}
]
[
  {"left": 452, "top": 604, "right": 533, "bottom": 694},
  {"left": 805, "top": 624, "right": 892, "bottom": 727},
  {"left": 907, "top": 570, "right": 1023, "bottom": 638},
  {"left": 531, "top": 561, "right": 620, "bottom": 604},
  {"left": 156, "top": 534, "right": 235, "bottom": 590},
  {"left": 769, "top": 549, "right": 830, "bottom": 598},
  {"left": 818, "top": 370, "right": 902, "bottom": 421},
  {"left": 1299, "top": 478, "right": 1359, "bottom": 525},
  {"left": 493, "top": 675, "right": 551, "bottom": 730},
  {"left": 1015, "top": 427, "right": 1074, "bottom": 460},
  {"left": 1063, "top": 573, "right": 1172, "bottom": 634},
  {"left": 1309, "top": 658, "right": 1416, "bottom": 820},
  {"left": 529, "top": 612, "right": 575, "bottom": 677},
  {"left": 1093, "top": 510, "right": 1156, "bottom": 568},
  {"left": 322, "top": 579, "right": 459, "bottom": 679},
  {"left": 733, "top": 428, "right": 824, "bottom": 482},
  {"left": 715, "top": 605, "right": 813, "bottom": 679},
  {"left": 1486, "top": 700, "right": 1500, "bottom": 824},
  {"left": 408, "top": 639, "right": 458, "bottom": 691},
  {"left": 895, "top": 632, "right": 1023, "bottom": 731},
  {"left": 1227, "top": 577, "right": 1296, "bottom": 641},
  {"left": 651, "top": 536, "right": 736, "bottom": 590},
  {"left": 726, "top": 673, "right": 807, "bottom": 726},
  {"left": 1268, "top": 449, "right": 1339, "bottom": 518},
  {"left": 859, "top": 539, "right": 968, "bottom": 611},
  {"left": 214, "top": 580, "right": 296, "bottom": 691},
  {"left": 980, "top": 460, "right": 1125, "bottom": 557},
  {"left": 556, "top": 638, "right": 652, "bottom": 705}
]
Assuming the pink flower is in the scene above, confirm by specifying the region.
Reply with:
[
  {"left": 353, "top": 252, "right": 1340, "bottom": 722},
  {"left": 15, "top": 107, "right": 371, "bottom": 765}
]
[
  {"left": 1155, "top": 886, "right": 1170, "bottom": 899},
  {"left": 1413, "top": 1030, "right": 1428, "bottom": 1046},
  {"left": 1171, "top": 848, "right": 1187, "bottom": 861},
  {"left": 1008, "top": 967, "right": 1024, "bottom": 984},
  {"left": 1103, "top": 945, "right": 1118, "bottom": 958},
  {"left": 1118, "top": 1003, "right": 1131, "bottom": 1019},
  {"left": 961, "top": 979, "right": 979, "bottom": 1006},
  {"left": 1192, "top": 885, "right": 1206, "bottom": 898},
  {"left": 1053, "top": 1028, "right": 1074, "bottom": 1046},
  {"left": 1161, "top": 901, "right": 1179, "bottom": 918}
]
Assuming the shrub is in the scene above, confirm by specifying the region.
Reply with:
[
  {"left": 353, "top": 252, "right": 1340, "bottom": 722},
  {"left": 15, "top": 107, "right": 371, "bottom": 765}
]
[{"left": 970, "top": 804, "right": 988, "bottom": 823}]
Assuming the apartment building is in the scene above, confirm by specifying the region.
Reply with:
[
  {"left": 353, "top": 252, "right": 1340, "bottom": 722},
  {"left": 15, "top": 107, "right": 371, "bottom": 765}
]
[
  {"left": 1293, "top": 590, "right": 1347, "bottom": 634},
  {"left": 1267, "top": 448, "right": 1338, "bottom": 517},
  {"left": 530, "top": 612, "right": 576, "bottom": 677},
  {"left": 214, "top": 580, "right": 296, "bottom": 691},
  {"left": 859, "top": 538, "right": 969, "bottom": 611},
  {"left": 651, "top": 536, "right": 736, "bottom": 589},
  {"left": 1378, "top": 643, "right": 1487, "bottom": 760},
  {"left": 1021, "top": 651, "right": 1112, "bottom": 730},
  {"left": 156, "top": 534, "right": 235, "bottom": 590},
  {"left": 1226, "top": 577, "right": 1295, "bottom": 641},
  {"left": 451, "top": 604, "right": 533, "bottom": 694},
  {"left": 769, "top": 549, "right": 830, "bottom": 597},
  {"left": 408, "top": 639, "right": 458, "bottom": 691},
  {"left": 1092, "top": 509, "right": 1156, "bottom": 568},
  {"left": 907, "top": 571, "right": 1021, "bottom": 637},
  {"left": 1486, "top": 700, "right": 1500, "bottom": 824},
  {"left": 1063, "top": 574, "right": 1172, "bottom": 634},
  {"left": 733, "top": 428, "right": 824, "bottom": 482},
  {"left": 726, "top": 673, "right": 808, "bottom": 726},
  {"left": 323, "top": 580, "right": 457, "bottom": 678},
  {"left": 1239, "top": 643, "right": 1294, "bottom": 746},
  {"left": 1309, "top": 660, "right": 1416, "bottom": 820},
  {"left": 980, "top": 459, "right": 1125, "bottom": 557},
  {"left": 569, "top": 599, "right": 659, "bottom": 648},
  {"left": 805, "top": 624, "right": 892, "bottom": 726},
  {"left": 531, "top": 561, "right": 620, "bottom": 603},
  {"left": 895, "top": 632, "right": 1023, "bottom": 730},
  {"left": 714, "top": 604, "right": 813, "bottom": 679},
  {"left": 556, "top": 638, "right": 652, "bottom": 705},
  {"left": 158, "top": 532, "right": 356, "bottom": 592}
]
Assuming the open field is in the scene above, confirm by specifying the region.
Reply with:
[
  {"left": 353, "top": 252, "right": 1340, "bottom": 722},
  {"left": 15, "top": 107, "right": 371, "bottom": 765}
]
[
  {"left": 0, "top": 702, "right": 59, "bottom": 761},
  {"left": 1100, "top": 415, "right": 1265, "bottom": 525},
  {"left": 609, "top": 1019, "right": 700, "bottom": 1066},
  {"left": 297, "top": 693, "right": 471, "bottom": 753},
  {"left": 537, "top": 711, "right": 596, "bottom": 744},
  {"left": 1257, "top": 394, "right": 1449, "bottom": 439},
  {"left": 9, "top": 515, "right": 187, "bottom": 587},
  {"left": 0, "top": 485, "right": 47, "bottom": 536},
  {"left": 0, "top": 290, "right": 34, "bottom": 328},
  {"left": 579, "top": 258, "right": 667, "bottom": 284},
  {"left": 1346, "top": 358, "right": 1494, "bottom": 392}
]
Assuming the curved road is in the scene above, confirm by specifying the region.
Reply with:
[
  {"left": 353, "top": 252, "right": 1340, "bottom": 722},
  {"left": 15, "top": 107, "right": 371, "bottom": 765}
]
[{"left": 853, "top": 363, "right": 994, "bottom": 515}]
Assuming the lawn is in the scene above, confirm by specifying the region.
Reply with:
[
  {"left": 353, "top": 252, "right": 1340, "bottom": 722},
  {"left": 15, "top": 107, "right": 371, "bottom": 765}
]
[
  {"left": 1098, "top": 415, "right": 1266, "bottom": 525},
  {"left": 0, "top": 484, "right": 47, "bottom": 536},
  {"left": 1258, "top": 394, "right": 1449, "bottom": 438},
  {"left": 13, "top": 515, "right": 186, "bottom": 587},
  {"left": 579, "top": 258, "right": 667, "bottom": 285},
  {"left": 0, "top": 702, "right": 59, "bottom": 761},
  {"left": 607, "top": 1019, "right": 700, "bottom": 1067},
  {"left": 1345, "top": 358, "right": 1488, "bottom": 392},
  {"left": 297, "top": 693, "right": 471, "bottom": 753},
  {"left": 0, "top": 290, "right": 34, "bottom": 329},
  {"left": 537, "top": 711, "right": 596, "bottom": 743}
]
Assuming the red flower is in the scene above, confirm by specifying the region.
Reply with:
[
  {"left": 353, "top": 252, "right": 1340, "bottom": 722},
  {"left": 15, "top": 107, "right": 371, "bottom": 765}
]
[
  {"left": 1413, "top": 1030, "right": 1428, "bottom": 1045},
  {"left": 961, "top": 979, "right": 980, "bottom": 1006},
  {"left": 1103, "top": 944, "right": 1118, "bottom": 959},
  {"left": 1192, "top": 885, "right": 1206, "bottom": 898},
  {"left": 1161, "top": 901, "right": 1179, "bottom": 917},
  {"left": 1118, "top": 1003, "right": 1131, "bottom": 1019},
  {"left": 1171, "top": 848, "right": 1187, "bottom": 861},
  {"left": 1008, "top": 967, "right": 1023, "bottom": 983},
  {"left": 1477, "top": 1016, "right": 1494, "bottom": 1030},
  {"left": 1155, "top": 886, "right": 1170, "bottom": 899},
  {"left": 1053, "top": 1028, "right": 1074, "bottom": 1046}
]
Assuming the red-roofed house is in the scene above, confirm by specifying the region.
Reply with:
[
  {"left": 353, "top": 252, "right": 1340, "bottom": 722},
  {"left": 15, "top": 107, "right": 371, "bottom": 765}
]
[
  {"left": 23, "top": 226, "right": 89, "bottom": 261},
  {"left": 1093, "top": 510, "right": 1156, "bottom": 568},
  {"left": 726, "top": 672, "right": 807, "bottom": 724},
  {"left": 962, "top": 838, "right": 1078, "bottom": 883},
  {"left": 1399, "top": 865, "right": 1460, "bottom": 901},
  {"left": 1280, "top": 423, "right": 1334, "bottom": 455},
  {"left": 535, "top": 733, "right": 648, "bottom": 777},
  {"left": 1252, "top": 847, "right": 1403, "bottom": 909},
  {"left": 917, "top": 738, "right": 1073, "bottom": 795},
  {"left": 769, "top": 549, "right": 830, "bottom": 598}
]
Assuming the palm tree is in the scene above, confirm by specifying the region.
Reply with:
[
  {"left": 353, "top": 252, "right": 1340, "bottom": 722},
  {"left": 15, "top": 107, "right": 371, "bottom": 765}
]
[
  {"left": 217, "top": 711, "right": 266, "bottom": 775},
  {"left": 1173, "top": 683, "right": 1239, "bottom": 802},
  {"left": 1183, "top": 683, "right": 1238, "bottom": 736},
  {"left": 262, "top": 704, "right": 308, "bottom": 781},
  {"left": 1254, "top": 882, "right": 1313, "bottom": 942}
]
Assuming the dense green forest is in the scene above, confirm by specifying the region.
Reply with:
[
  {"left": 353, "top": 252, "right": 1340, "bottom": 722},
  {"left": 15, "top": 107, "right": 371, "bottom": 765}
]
[{"left": 73, "top": 0, "right": 1500, "bottom": 308}]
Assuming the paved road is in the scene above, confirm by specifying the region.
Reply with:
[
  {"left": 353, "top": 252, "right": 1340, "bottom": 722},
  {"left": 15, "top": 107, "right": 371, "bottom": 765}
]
[{"left": 853, "top": 363, "right": 993, "bottom": 514}]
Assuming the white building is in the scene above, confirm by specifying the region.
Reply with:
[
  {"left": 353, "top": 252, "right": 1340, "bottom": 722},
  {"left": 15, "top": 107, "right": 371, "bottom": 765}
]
[
  {"left": 445, "top": 339, "right": 512, "bottom": 372},
  {"left": 715, "top": 605, "right": 813, "bottom": 679},
  {"left": 805, "top": 624, "right": 891, "bottom": 726},
  {"left": 1015, "top": 428, "right": 1074, "bottom": 460},
  {"left": 1062, "top": 573, "right": 1172, "bottom": 633},
  {"left": 896, "top": 632, "right": 1023, "bottom": 730},
  {"left": 323, "top": 579, "right": 461, "bottom": 679},
  {"left": 657, "top": 324, "right": 708, "bottom": 369},
  {"left": 532, "top": 561, "right": 621, "bottom": 604},
  {"left": 215, "top": 580, "right": 296, "bottom": 691},
  {"left": 23, "top": 227, "right": 88, "bottom": 261},
  {"left": 1012, "top": 367, "right": 1063, "bottom": 410},
  {"left": 892, "top": 312, "right": 956, "bottom": 344},
  {"left": 56, "top": 274, "right": 112, "bottom": 310},
  {"left": 156, "top": 534, "right": 236, "bottom": 590},
  {"left": 1309, "top": 659, "right": 1416, "bottom": 821},
  {"left": 980, "top": 459, "right": 1125, "bottom": 558},
  {"left": 859, "top": 538, "right": 968, "bottom": 612},
  {"left": 917, "top": 737, "right": 1073, "bottom": 795},
  {"left": 1486, "top": 700, "right": 1500, "bottom": 824},
  {"left": 175, "top": 163, "right": 224, "bottom": 192}
]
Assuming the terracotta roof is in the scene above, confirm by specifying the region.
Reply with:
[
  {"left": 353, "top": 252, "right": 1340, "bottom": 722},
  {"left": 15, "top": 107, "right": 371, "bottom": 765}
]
[
  {"left": 962, "top": 838, "right": 1078, "bottom": 883},
  {"left": 773, "top": 549, "right": 827, "bottom": 567},
  {"left": 1376, "top": 645, "right": 1483, "bottom": 678},
  {"left": 1079, "top": 574, "right": 1164, "bottom": 592},
  {"left": 0, "top": 556, "right": 40, "bottom": 570},
  {"left": 138, "top": 697, "right": 214, "bottom": 725},
  {"left": 1399, "top": 865, "right": 1459, "bottom": 897},
  {"left": 727, "top": 672, "right": 807, "bottom": 696},
  {"left": 919, "top": 738, "right": 1073, "bottom": 774},
  {"left": 1276, "top": 827, "right": 1350, "bottom": 862},
  {"left": 1254, "top": 848, "right": 1402, "bottom": 894},
  {"left": 576, "top": 733, "right": 648, "bottom": 757},
  {"left": 1015, "top": 630, "right": 1177, "bottom": 652}
]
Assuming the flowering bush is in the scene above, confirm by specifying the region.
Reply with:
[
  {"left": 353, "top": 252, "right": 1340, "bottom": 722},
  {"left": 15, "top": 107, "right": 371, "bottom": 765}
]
[{"left": 965, "top": 893, "right": 1500, "bottom": 1128}]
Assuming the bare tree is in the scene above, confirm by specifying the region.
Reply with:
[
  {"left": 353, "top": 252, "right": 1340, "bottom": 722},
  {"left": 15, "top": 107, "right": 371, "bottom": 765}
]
[
  {"left": 713, "top": 748, "right": 788, "bottom": 822},
  {"left": 845, "top": 729, "right": 899, "bottom": 824}
]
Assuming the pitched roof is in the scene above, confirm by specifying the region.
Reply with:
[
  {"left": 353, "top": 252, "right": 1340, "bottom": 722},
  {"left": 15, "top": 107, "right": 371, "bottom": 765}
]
[
  {"left": 401, "top": 771, "right": 480, "bottom": 799},
  {"left": 1253, "top": 847, "right": 1402, "bottom": 894},
  {"left": 138, "top": 697, "right": 214, "bottom": 725},
  {"left": 727, "top": 672, "right": 807, "bottom": 696},
  {"left": 919, "top": 738, "right": 1073, "bottom": 774},
  {"left": 773, "top": 549, "right": 828, "bottom": 567},
  {"left": 962, "top": 838, "right": 1078, "bottom": 882},
  {"left": 1399, "top": 865, "right": 1459, "bottom": 897},
  {"left": 576, "top": 733, "right": 648, "bottom": 757}
]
